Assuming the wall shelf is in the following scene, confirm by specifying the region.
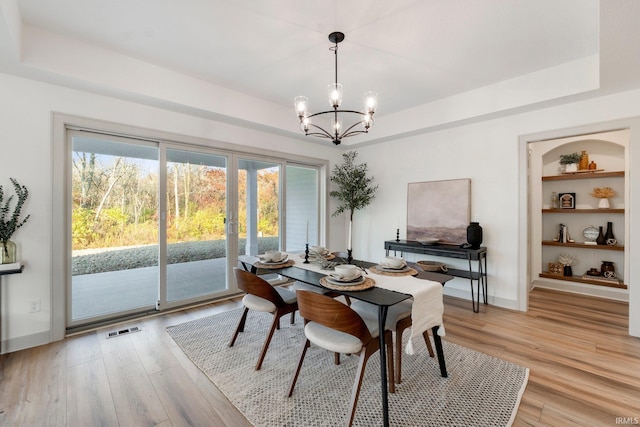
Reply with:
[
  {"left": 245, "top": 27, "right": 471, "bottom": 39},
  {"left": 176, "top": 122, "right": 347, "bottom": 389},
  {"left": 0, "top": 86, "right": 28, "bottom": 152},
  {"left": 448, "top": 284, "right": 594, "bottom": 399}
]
[
  {"left": 542, "top": 208, "right": 624, "bottom": 214},
  {"left": 539, "top": 272, "right": 627, "bottom": 289},
  {"left": 541, "top": 241, "right": 624, "bottom": 251},
  {"left": 542, "top": 171, "right": 624, "bottom": 181}
]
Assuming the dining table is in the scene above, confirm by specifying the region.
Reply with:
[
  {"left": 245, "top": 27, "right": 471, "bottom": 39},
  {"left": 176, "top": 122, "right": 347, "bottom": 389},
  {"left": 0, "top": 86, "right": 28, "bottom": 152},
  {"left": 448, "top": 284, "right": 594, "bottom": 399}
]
[{"left": 238, "top": 253, "right": 450, "bottom": 427}]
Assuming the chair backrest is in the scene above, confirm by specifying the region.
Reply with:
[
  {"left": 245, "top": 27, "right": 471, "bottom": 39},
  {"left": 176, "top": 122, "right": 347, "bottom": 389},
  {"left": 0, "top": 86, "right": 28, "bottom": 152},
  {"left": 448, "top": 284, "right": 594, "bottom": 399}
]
[
  {"left": 234, "top": 268, "right": 286, "bottom": 305},
  {"left": 296, "top": 290, "right": 373, "bottom": 344}
]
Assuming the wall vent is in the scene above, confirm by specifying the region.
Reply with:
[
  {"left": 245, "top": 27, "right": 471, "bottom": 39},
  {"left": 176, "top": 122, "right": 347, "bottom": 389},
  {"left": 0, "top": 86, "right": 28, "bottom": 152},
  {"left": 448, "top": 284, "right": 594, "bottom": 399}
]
[{"left": 106, "top": 326, "right": 141, "bottom": 339}]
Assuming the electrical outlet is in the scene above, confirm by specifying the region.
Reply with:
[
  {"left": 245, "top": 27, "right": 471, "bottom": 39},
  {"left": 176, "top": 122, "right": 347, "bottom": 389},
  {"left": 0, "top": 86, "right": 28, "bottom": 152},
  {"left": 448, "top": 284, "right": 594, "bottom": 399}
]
[{"left": 29, "top": 298, "right": 41, "bottom": 313}]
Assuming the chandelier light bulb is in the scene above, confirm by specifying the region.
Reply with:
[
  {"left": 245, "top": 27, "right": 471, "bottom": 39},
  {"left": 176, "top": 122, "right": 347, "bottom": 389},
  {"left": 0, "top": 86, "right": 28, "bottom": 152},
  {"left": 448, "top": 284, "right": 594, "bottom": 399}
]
[
  {"left": 328, "top": 83, "right": 343, "bottom": 108},
  {"left": 294, "top": 96, "right": 309, "bottom": 118},
  {"left": 364, "top": 91, "right": 378, "bottom": 114}
]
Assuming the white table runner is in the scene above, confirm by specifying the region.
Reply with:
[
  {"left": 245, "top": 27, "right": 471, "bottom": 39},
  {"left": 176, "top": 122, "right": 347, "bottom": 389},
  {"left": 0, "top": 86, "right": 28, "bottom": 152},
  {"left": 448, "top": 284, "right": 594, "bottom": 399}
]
[{"left": 288, "top": 254, "right": 445, "bottom": 355}]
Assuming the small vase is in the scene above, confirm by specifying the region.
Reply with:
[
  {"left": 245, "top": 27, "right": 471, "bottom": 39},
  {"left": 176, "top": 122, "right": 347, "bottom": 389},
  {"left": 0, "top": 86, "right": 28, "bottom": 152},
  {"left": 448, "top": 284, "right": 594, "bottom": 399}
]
[
  {"left": 564, "top": 163, "right": 578, "bottom": 173},
  {"left": 579, "top": 150, "right": 589, "bottom": 170},
  {"left": 466, "top": 222, "right": 483, "bottom": 249},
  {"left": 598, "top": 198, "right": 610, "bottom": 209},
  {"left": 0, "top": 240, "right": 17, "bottom": 264},
  {"left": 605, "top": 222, "right": 616, "bottom": 245},
  {"left": 596, "top": 226, "right": 606, "bottom": 245},
  {"left": 563, "top": 265, "right": 573, "bottom": 277},
  {"left": 600, "top": 261, "right": 616, "bottom": 279}
]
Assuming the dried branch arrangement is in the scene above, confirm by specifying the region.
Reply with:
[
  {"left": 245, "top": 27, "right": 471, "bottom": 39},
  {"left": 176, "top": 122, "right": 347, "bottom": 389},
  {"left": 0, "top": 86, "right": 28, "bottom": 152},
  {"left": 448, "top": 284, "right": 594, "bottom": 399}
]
[{"left": 590, "top": 187, "right": 616, "bottom": 199}]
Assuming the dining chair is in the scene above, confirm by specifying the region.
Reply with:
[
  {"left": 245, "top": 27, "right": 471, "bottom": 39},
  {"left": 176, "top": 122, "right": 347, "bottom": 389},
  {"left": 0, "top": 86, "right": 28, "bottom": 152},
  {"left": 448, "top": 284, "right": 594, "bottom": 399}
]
[
  {"left": 288, "top": 290, "right": 395, "bottom": 427},
  {"left": 229, "top": 268, "right": 298, "bottom": 370},
  {"left": 350, "top": 299, "right": 435, "bottom": 384}
]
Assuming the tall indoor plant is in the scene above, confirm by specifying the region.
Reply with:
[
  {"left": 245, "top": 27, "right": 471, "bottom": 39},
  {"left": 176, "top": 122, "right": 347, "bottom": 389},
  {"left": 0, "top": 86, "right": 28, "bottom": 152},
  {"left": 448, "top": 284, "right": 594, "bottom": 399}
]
[
  {"left": 0, "top": 178, "right": 30, "bottom": 264},
  {"left": 329, "top": 151, "right": 378, "bottom": 262}
]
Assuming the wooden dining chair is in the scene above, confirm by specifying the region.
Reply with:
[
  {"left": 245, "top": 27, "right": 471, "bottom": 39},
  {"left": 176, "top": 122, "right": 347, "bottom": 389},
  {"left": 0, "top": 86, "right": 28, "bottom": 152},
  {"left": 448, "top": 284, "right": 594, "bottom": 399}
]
[
  {"left": 288, "top": 290, "right": 395, "bottom": 427},
  {"left": 351, "top": 299, "right": 435, "bottom": 384},
  {"left": 229, "top": 268, "right": 298, "bottom": 370}
]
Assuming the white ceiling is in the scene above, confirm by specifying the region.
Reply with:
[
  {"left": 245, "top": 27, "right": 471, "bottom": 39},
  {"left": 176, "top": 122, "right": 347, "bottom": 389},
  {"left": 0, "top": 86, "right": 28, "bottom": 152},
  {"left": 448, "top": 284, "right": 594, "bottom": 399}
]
[{"left": 2, "top": 0, "right": 640, "bottom": 146}]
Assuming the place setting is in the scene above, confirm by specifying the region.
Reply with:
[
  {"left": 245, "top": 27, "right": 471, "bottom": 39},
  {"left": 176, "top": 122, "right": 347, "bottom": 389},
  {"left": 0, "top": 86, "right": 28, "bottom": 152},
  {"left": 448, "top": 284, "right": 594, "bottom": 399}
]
[
  {"left": 299, "top": 245, "right": 336, "bottom": 260},
  {"left": 369, "top": 256, "right": 418, "bottom": 276},
  {"left": 255, "top": 250, "right": 295, "bottom": 269},
  {"left": 319, "top": 264, "right": 375, "bottom": 291}
]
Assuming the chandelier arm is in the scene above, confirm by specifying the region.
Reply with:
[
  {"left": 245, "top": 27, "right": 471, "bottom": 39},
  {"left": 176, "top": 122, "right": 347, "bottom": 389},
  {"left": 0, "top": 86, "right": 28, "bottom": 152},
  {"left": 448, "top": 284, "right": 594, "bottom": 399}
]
[
  {"left": 302, "top": 122, "right": 336, "bottom": 139},
  {"left": 339, "top": 122, "right": 370, "bottom": 139},
  {"left": 306, "top": 109, "right": 372, "bottom": 119}
]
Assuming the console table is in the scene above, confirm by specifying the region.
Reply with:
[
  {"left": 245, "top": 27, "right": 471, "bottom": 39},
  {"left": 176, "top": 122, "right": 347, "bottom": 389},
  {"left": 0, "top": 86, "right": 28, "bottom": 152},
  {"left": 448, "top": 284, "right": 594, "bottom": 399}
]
[
  {"left": 384, "top": 240, "right": 487, "bottom": 312},
  {"left": 0, "top": 264, "right": 24, "bottom": 355}
]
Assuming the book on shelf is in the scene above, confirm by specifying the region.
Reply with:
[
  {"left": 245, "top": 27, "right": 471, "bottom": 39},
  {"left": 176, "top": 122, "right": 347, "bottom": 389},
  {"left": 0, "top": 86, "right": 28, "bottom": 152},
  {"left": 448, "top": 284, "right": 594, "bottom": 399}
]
[{"left": 0, "top": 262, "right": 22, "bottom": 272}]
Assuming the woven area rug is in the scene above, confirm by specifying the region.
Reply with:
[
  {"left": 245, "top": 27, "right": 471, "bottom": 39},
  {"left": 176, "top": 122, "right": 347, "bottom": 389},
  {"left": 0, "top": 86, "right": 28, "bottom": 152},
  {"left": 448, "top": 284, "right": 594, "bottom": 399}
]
[{"left": 167, "top": 309, "right": 529, "bottom": 427}]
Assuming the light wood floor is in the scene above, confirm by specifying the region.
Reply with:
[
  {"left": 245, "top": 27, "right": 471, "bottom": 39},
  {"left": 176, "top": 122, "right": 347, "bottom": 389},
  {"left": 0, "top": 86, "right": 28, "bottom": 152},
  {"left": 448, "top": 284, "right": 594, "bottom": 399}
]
[{"left": 1, "top": 288, "right": 639, "bottom": 426}]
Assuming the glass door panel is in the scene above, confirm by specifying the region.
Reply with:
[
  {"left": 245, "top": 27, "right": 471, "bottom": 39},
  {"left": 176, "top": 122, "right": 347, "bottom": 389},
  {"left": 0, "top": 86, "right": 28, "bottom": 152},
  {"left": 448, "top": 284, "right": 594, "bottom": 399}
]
[
  {"left": 70, "top": 134, "right": 159, "bottom": 324},
  {"left": 165, "top": 148, "right": 228, "bottom": 304},
  {"left": 286, "top": 165, "right": 319, "bottom": 251},
  {"left": 237, "top": 159, "right": 281, "bottom": 257}
]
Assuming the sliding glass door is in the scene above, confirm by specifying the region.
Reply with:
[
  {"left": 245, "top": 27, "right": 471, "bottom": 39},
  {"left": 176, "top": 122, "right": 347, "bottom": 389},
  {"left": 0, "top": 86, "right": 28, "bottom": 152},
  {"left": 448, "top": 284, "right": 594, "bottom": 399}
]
[
  {"left": 67, "top": 127, "right": 324, "bottom": 330},
  {"left": 237, "top": 158, "right": 282, "bottom": 257},
  {"left": 70, "top": 133, "right": 160, "bottom": 323},
  {"left": 164, "top": 148, "right": 228, "bottom": 306}
]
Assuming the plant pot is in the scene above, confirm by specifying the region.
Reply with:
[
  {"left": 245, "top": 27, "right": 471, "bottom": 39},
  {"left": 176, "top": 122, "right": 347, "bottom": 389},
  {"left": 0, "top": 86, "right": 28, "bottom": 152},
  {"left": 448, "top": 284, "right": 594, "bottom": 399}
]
[
  {"left": 598, "top": 198, "right": 610, "bottom": 209},
  {"left": 0, "top": 240, "right": 16, "bottom": 264},
  {"left": 563, "top": 265, "right": 573, "bottom": 276},
  {"left": 564, "top": 163, "right": 578, "bottom": 173}
]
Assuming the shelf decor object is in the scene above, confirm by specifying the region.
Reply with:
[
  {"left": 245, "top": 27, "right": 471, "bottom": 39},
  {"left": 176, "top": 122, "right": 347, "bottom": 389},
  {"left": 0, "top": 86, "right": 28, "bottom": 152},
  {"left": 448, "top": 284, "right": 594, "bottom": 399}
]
[
  {"left": 294, "top": 32, "right": 377, "bottom": 146},
  {"left": 559, "top": 152, "right": 581, "bottom": 173},
  {"left": 590, "top": 186, "right": 616, "bottom": 209},
  {"left": 582, "top": 225, "right": 599, "bottom": 245},
  {"left": 558, "top": 192, "right": 575, "bottom": 209},
  {"left": 605, "top": 222, "right": 616, "bottom": 245}
]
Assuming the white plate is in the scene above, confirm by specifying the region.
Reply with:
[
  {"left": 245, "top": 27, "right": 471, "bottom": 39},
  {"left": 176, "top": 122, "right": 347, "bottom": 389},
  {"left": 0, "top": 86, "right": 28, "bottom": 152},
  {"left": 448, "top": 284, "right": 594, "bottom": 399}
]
[
  {"left": 328, "top": 271, "right": 363, "bottom": 282},
  {"left": 377, "top": 265, "right": 410, "bottom": 272},
  {"left": 326, "top": 275, "right": 366, "bottom": 286},
  {"left": 378, "top": 263, "right": 406, "bottom": 270},
  {"left": 261, "top": 256, "right": 288, "bottom": 264}
]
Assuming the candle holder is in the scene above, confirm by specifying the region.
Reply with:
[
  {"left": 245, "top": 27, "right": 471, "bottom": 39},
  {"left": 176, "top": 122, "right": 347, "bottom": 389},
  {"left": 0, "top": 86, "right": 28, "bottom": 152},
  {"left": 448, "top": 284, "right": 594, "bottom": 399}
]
[
  {"left": 304, "top": 243, "right": 310, "bottom": 264},
  {"left": 347, "top": 249, "right": 353, "bottom": 264},
  {"left": 396, "top": 228, "right": 400, "bottom": 242}
]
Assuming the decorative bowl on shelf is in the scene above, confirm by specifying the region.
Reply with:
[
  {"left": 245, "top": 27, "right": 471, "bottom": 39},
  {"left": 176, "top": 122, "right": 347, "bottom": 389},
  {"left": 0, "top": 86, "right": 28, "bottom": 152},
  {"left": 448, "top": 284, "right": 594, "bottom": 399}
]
[{"left": 417, "top": 238, "right": 439, "bottom": 245}]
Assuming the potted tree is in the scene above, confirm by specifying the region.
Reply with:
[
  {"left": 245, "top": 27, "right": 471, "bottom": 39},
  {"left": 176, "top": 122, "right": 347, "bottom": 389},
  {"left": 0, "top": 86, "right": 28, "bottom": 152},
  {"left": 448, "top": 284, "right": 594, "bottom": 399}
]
[
  {"left": 559, "top": 152, "right": 581, "bottom": 173},
  {"left": 329, "top": 151, "right": 378, "bottom": 263},
  {"left": 0, "top": 178, "right": 30, "bottom": 264}
]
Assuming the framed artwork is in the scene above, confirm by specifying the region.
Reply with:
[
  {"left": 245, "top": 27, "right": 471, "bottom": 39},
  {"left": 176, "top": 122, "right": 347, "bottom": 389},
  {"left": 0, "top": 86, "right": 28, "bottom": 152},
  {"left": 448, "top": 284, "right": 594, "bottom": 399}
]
[
  {"left": 407, "top": 178, "right": 471, "bottom": 245},
  {"left": 558, "top": 192, "right": 575, "bottom": 209}
]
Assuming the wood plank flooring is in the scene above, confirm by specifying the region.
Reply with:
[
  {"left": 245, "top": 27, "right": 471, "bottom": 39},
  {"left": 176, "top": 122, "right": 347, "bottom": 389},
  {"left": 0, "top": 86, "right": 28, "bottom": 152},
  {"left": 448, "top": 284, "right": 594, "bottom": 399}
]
[{"left": 1, "top": 288, "right": 639, "bottom": 426}]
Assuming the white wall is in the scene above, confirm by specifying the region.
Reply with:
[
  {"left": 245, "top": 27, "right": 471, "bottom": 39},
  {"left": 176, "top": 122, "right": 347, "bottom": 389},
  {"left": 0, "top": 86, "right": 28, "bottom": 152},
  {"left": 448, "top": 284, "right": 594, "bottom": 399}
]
[
  {"left": 1, "top": 70, "right": 639, "bottom": 353},
  {"left": 355, "top": 89, "right": 640, "bottom": 337}
]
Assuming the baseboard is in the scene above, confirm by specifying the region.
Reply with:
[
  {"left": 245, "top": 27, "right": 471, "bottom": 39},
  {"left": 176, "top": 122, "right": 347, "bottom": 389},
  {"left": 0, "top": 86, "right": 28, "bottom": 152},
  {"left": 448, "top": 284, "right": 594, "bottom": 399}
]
[
  {"left": 1, "top": 330, "right": 51, "bottom": 355},
  {"left": 442, "top": 286, "right": 519, "bottom": 311}
]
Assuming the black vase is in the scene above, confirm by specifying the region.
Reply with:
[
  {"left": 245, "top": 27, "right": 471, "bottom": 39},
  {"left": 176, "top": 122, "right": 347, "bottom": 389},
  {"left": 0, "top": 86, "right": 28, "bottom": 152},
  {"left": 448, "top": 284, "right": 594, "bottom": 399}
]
[
  {"left": 605, "top": 221, "right": 616, "bottom": 245},
  {"left": 596, "top": 226, "right": 606, "bottom": 245},
  {"left": 563, "top": 265, "right": 573, "bottom": 277},
  {"left": 467, "top": 222, "right": 483, "bottom": 249}
]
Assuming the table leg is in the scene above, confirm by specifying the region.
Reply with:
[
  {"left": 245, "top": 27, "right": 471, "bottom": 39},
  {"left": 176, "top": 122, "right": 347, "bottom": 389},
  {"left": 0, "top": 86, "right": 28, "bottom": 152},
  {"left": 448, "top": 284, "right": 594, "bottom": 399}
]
[
  {"left": 378, "top": 305, "right": 390, "bottom": 427},
  {"left": 431, "top": 326, "right": 448, "bottom": 377}
]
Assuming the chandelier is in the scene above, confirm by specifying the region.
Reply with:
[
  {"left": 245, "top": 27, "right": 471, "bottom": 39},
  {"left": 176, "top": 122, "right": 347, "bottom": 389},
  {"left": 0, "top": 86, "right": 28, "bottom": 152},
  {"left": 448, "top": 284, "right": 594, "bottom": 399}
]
[{"left": 294, "top": 32, "right": 377, "bottom": 145}]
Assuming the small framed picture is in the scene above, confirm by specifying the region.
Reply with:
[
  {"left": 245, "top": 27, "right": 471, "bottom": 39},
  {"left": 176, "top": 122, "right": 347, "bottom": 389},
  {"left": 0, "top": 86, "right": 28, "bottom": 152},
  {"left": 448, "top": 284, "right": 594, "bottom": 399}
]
[
  {"left": 548, "top": 262, "right": 564, "bottom": 276},
  {"left": 558, "top": 192, "right": 575, "bottom": 209}
]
